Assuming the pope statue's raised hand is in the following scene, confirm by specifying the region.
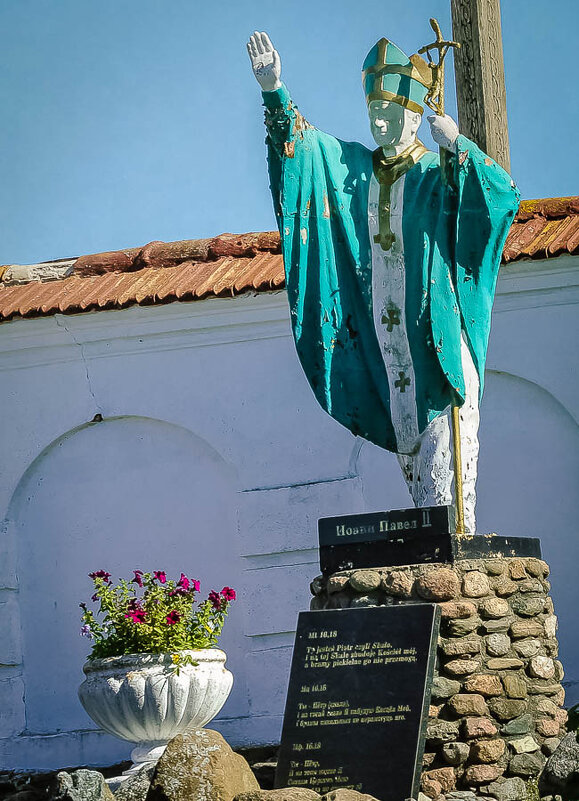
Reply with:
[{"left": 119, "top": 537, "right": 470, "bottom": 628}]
[{"left": 248, "top": 30, "right": 519, "bottom": 534}]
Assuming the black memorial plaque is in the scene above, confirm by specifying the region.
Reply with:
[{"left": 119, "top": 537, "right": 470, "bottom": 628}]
[
  {"left": 275, "top": 604, "right": 441, "bottom": 800},
  {"left": 318, "top": 506, "right": 541, "bottom": 574},
  {"left": 318, "top": 506, "right": 454, "bottom": 574}
]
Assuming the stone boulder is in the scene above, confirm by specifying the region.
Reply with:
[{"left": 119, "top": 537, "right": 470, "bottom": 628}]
[
  {"left": 540, "top": 731, "right": 579, "bottom": 795},
  {"left": 233, "top": 791, "right": 378, "bottom": 801},
  {"left": 147, "top": 729, "right": 259, "bottom": 801},
  {"left": 233, "top": 791, "right": 320, "bottom": 801},
  {"left": 53, "top": 771, "right": 115, "bottom": 801},
  {"left": 114, "top": 766, "right": 154, "bottom": 801}
]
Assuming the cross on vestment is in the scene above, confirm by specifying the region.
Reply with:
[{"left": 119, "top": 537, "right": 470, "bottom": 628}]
[
  {"left": 381, "top": 304, "right": 401, "bottom": 331},
  {"left": 394, "top": 371, "right": 411, "bottom": 392}
]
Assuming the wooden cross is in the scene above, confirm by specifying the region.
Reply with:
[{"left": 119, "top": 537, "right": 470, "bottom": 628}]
[
  {"left": 450, "top": 0, "right": 511, "bottom": 171},
  {"left": 381, "top": 305, "right": 401, "bottom": 332},
  {"left": 394, "top": 371, "right": 411, "bottom": 393}
]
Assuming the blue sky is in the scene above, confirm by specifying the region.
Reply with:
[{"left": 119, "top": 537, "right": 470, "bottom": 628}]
[{"left": 0, "top": 0, "right": 576, "bottom": 265}]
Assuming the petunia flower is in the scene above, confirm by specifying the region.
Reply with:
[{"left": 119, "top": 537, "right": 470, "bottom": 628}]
[
  {"left": 91, "top": 593, "right": 99, "bottom": 602},
  {"left": 89, "top": 570, "right": 111, "bottom": 583},
  {"left": 153, "top": 571, "right": 167, "bottom": 584},
  {"left": 166, "top": 610, "right": 181, "bottom": 626},
  {"left": 208, "top": 590, "right": 221, "bottom": 610},
  {"left": 80, "top": 624, "right": 93, "bottom": 639},
  {"left": 132, "top": 570, "right": 144, "bottom": 587},
  {"left": 125, "top": 608, "right": 147, "bottom": 624},
  {"left": 177, "top": 573, "right": 190, "bottom": 591},
  {"left": 220, "top": 587, "right": 236, "bottom": 601}
]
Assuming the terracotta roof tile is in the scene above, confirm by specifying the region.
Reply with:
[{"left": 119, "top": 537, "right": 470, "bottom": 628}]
[{"left": 0, "top": 200, "right": 578, "bottom": 324}]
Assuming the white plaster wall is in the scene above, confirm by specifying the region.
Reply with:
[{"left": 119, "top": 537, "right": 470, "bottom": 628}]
[{"left": 0, "top": 255, "right": 577, "bottom": 770}]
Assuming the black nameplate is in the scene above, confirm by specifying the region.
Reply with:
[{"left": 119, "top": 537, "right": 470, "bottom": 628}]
[
  {"left": 318, "top": 506, "right": 454, "bottom": 574},
  {"left": 275, "top": 605, "right": 440, "bottom": 800}
]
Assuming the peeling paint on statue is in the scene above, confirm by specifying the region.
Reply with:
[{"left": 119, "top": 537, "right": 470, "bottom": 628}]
[{"left": 247, "top": 30, "right": 519, "bottom": 533}]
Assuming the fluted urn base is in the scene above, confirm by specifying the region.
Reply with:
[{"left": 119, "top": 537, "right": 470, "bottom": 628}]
[{"left": 78, "top": 649, "right": 233, "bottom": 773}]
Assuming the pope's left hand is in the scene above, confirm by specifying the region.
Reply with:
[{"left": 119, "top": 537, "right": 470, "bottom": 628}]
[{"left": 427, "top": 114, "right": 459, "bottom": 153}]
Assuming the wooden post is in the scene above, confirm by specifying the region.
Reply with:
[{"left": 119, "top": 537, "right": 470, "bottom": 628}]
[{"left": 450, "top": 0, "right": 511, "bottom": 172}]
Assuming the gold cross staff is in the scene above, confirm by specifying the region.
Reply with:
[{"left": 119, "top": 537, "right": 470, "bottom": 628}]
[{"left": 418, "top": 19, "right": 466, "bottom": 536}]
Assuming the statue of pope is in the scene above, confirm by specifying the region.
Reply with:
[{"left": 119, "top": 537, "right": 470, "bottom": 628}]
[{"left": 248, "top": 31, "right": 519, "bottom": 533}]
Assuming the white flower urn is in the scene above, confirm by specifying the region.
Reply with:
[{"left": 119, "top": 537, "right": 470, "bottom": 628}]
[{"left": 78, "top": 649, "right": 233, "bottom": 774}]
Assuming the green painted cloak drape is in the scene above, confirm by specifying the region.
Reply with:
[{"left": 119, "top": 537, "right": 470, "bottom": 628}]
[{"left": 263, "top": 84, "right": 520, "bottom": 453}]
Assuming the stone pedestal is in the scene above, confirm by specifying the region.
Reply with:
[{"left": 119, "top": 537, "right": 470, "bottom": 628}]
[{"left": 309, "top": 554, "right": 566, "bottom": 798}]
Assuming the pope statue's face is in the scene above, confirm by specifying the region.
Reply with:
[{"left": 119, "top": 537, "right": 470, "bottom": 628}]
[{"left": 368, "top": 99, "right": 421, "bottom": 151}]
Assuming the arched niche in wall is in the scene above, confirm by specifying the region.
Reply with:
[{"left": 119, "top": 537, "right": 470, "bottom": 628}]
[
  {"left": 8, "top": 416, "right": 244, "bottom": 736},
  {"left": 477, "top": 370, "right": 579, "bottom": 700}
]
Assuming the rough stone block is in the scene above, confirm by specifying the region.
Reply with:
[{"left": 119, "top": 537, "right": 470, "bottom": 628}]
[
  {"left": 479, "top": 598, "right": 510, "bottom": 619},
  {"left": 525, "top": 558, "right": 549, "bottom": 577},
  {"left": 420, "top": 775, "right": 442, "bottom": 799},
  {"left": 536, "top": 697, "right": 559, "bottom": 717},
  {"left": 447, "top": 616, "right": 481, "bottom": 637},
  {"left": 327, "top": 575, "right": 349, "bottom": 595},
  {"left": 442, "top": 741, "right": 470, "bottom": 766},
  {"left": 349, "top": 570, "right": 381, "bottom": 593},
  {"left": 463, "top": 763, "right": 502, "bottom": 784},
  {"left": 448, "top": 694, "right": 489, "bottom": 717},
  {"left": 422, "top": 767, "right": 456, "bottom": 792},
  {"left": 492, "top": 577, "right": 518, "bottom": 596},
  {"left": 483, "top": 618, "right": 512, "bottom": 633},
  {"left": 488, "top": 697, "right": 527, "bottom": 721},
  {"left": 517, "top": 579, "right": 544, "bottom": 593},
  {"left": 508, "top": 560, "right": 528, "bottom": 580},
  {"left": 485, "top": 633, "right": 511, "bottom": 657},
  {"left": 443, "top": 658, "right": 480, "bottom": 676},
  {"left": 510, "top": 596, "right": 545, "bottom": 617},
  {"left": 510, "top": 620, "right": 544, "bottom": 639},
  {"left": 416, "top": 568, "right": 460, "bottom": 601},
  {"left": 381, "top": 569, "right": 413, "bottom": 598},
  {"left": 148, "top": 729, "right": 259, "bottom": 801},
  {"left": 508, "top": 751, "right": 545, "bottom": 777},
  {"left": 485, "top": 560, "right": 506, "bottom": 576},
  {"left": 542, "top": 737, "right": 561, "bottom": 755},
  {"left": 501, "top": 674, "right": 528, "bottom": 699},
  {"left": 426, "top": 719, "right": 460, "bottom": 746},
  {"left": 544, "top": 615, "right": 558, "bottom": 638},
  {"left": 486, "top": 658, "right": 524, "bottom": 670},
  {"left": 439, "top": 600, "right": 477, "bottom": 619},
  {"left": 463, "top": 674, "right": 503, "bottom": 697},
  {"left": 537, "top": 718, "right": 561, "bottom": 737},
  {"left": 462, "top": 572, "right": 490, "bottom": 598},
  {"left": 441, "top": 638, "right": 481, "bottom": 657},
  {"left": 510, "top": 735, "right": 539, "bottom": 754},
  {"left": 486, "top": 776, "right": 527, "bottom": 801},
  {"left": 528, "top": 655, "right": 555, "bottom": 679},
  {"left": 431, "top": 676, "right": 461, "bottom": 700},
  {"left": 462, "top": 717, "right": 498, "bottom": 739},
  {"left": 470, "top": 737, "right": 505, "bottom": 763},
  {"left": 501, "top": 714, "right": 533, "bottom": 735},
  {"left": 512, "top": 638, "right": 541, "bottom": 658}
]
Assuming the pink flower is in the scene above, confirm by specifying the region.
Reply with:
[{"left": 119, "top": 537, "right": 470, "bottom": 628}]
[
  {"left": 209, "top": 590, "right": 221, "bottom": 610},
  {"left": 220, "top": 587, "right": 236, "bottom": 601},
  {"left": 191, "top": 579, "right": 200, "bottom": 592},
  {"left": 177, "top": 573, "right": 190, "bottom": 591},
  {"left": 89, "top": 570, "right": 111, "bottom": 584},
  {"left": 153, "top": 571, "right": 167, "bottom": 584},
  {"left": 166, "top": 610, "right": 181, "bottom": 625},
  {"left": 132, "top": 570, "right": 144, "bottom": 587},
  {"left": 125, "top": 607, "right": 147, "bottom": 624}
]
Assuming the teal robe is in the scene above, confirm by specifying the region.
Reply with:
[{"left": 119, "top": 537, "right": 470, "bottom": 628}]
[{"left": 263, "top": 84, "right": 519, "bottom": 453}]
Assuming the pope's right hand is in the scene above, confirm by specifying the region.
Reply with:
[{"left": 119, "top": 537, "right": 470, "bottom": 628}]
[{"left": 247, "top": 31, "right": 282, "bottom": 92}]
